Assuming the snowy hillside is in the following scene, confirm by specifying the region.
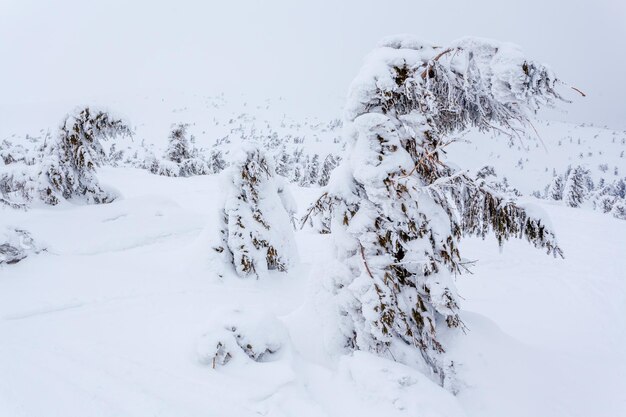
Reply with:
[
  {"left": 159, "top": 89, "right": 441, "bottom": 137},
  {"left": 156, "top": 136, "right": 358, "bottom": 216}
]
[
  {"left": 2, "top": 34, "right": 626, "bottom": 417},
  {"left": 1, "top": 166, "right": 624, "bottom": 417}
]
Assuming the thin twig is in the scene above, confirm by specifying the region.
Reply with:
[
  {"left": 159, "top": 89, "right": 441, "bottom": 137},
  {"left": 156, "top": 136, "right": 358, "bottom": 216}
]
[
  {"left": 420, "top": 48, "right": 457, "bottom": 80},
  {"left": 527, "top": 119, "right": 548, "bottom": 153},
  {"left": 570, "top": 86, "right": 586, "bottom": 97},
  {"left": 299, "top": 192, "right": 328, "bottom": 230},
  {"left": 359, "top": 243, "right": 375, "bottom": 279}
]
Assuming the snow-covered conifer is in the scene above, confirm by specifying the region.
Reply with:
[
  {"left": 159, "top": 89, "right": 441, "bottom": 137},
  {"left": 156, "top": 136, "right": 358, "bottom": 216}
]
[
  {"left": 37, "top": 107, "right": 131, "bottom": 205},
  {"left": 611, "top": 200, "right": 626, "bottom": 220},
  {"left": 164, "top": 123, "right": 193, "bottom": 164},
  {"left": 208, "top": 149, "right": 227, "bottom": 174},
  {"left": 157, "top": 123, "right": 217, "bottom": 177},
  {"left": 303, "top": 154, "right": 320, "bottom": 186},
  {"left": 214, "top": 146, "right": 296, "bottom": 278},
  {"left": 304, "top": 36, "right": 565, "bottom": 386},
  {"left": 106, "top": 143, "right": 125, "bottom": 167},
  {"left": 318, "top": 154, "right": 340, "bottom": 186},
  {"left": 563, "top": 165, "right": 591, "bottom": 208},
  {"left": 547, "top": 174, "right": 565, "bottom": 201}
]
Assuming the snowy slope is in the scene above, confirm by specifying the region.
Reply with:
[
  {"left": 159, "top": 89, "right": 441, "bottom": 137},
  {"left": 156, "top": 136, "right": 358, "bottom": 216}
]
[
  {"left": 1, "top": 95, "right": 626, "bottom": 416},
  {"left": 446, "top": 120, "right": 626, "bottom": 196},
  {"left": 1, "top": 163, "right": 625, "bottom": 417}
]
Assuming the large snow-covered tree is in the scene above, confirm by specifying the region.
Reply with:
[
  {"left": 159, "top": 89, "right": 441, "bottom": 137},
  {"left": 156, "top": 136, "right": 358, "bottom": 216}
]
[
  {"left": 304, "top": 36, "right": 568, "bottom": 387},
  {"left": 213, "top": 145, "right": 297, "bottom": 278}
]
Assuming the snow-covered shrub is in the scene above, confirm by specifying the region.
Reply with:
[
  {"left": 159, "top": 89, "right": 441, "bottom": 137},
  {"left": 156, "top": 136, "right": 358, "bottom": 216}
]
[
  {"left": 0, "top": 139, "right": 37, "bottom": 166},
  {"left": 476, "top": 166, "right": 521, "bottom": 197},
  {"left": 208, "top": 148, "right": 227, "bottom": 174},
  {"left": 105, "top": 143, "right": 125, "bottom": 167},
  {"left": 611, "top": 200, "right": 626, "bottom": 220},
  {"left": 542, "top": 166, "right": 626, "bottom": 220},
  {"left": 38, "top": 107, "right": 132, "bottom": 205},
  {"left": 271, "top": 144, "right": 341, "bottom": 187},
  {"left": 595, "top": 195, "right": 616, "bottom": 213},
  {"left": 197, "top": 311, "right": 287, "bottom": 368},
  {"left": 0, "top": 228, "right": 43, "bottom": 265},
  {"left": 151, "top": 124, "right": 225, "bottom": 177},
  {"left": 212, "top": 146, "right": 297, "bottom": 278},
  {"left": 1, "top": 108, "right": 131, "bottom": 207},
  {"left": 304, "top": 36, "right": 565, "bottom": 386}
]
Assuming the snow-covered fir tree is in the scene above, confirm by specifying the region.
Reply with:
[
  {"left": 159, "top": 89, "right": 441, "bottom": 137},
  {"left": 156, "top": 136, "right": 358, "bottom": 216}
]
[
  {"left": 164, "top": 123, "right": 193, "bottom": 164},
  {"left": 153, "top": 123, "right": 226, "bottom": 177},
  {"left": 563, "top": 165, "right": 591, "bottom": 208},
  {"left": 213, "top": 145, "right": 296, "bottom": 278},
  {"left": 304, "top": 36, "right": 565, "bottom": 387},
  {"left": 36, "top": 107, "right": 132, "bottom": 205},
  {"left": 612, "top": 201, "right": 626, "bottom": 220},
  {"left": 318, "top": 154, "right": 341, "bottom": 186},
  {"left": 303, "top": 154, "right": 320, "bottom": 186},
  {"left": 208, "top": 148, "right": 227, "bottom": 173},
  {"left": 547, "top": 174, "right": 565, "bottom": 201}
]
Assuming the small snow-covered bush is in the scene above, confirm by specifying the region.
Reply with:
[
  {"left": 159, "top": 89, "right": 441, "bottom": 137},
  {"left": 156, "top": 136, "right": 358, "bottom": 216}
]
[
  {"left": 0, "top": 228, "right": 43, "bottom": 265},
  {"left": 197, "top": 311, "right": 287, "bottom": 368},
  {"left": 212, "top": 146, "right": 297, "bottom": 278}
]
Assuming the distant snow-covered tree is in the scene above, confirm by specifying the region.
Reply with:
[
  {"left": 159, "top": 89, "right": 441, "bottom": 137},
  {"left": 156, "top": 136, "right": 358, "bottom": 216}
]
[
  {"left": 547, "top": 174, "right": 565, "bottom": 201},
  {"left": 213, "top": 146, "right": 296, "bottom": 278},
  {"left": 153, "top": 123, "right": 225, "bottom": 177},
  {"left": 304, "top": 36, "right": 566, "bottom": 387},
  {"left": 563, "top": 165, "right": 591, "bottom": 208},
  {"left": 302, "top": 154, "right": 320, "bottom": 186},
  {"left": 105, "top": 143, "right": 125, "bottom": 167},
  {"left": 318, "top": 154, "right": 341, "bottom": 186},
  {"left": 208, "top": 149, "right": 227, "bottom": 174},
  {"left": 612, "top": 200, "right": 626, "bottom": 220},
  {"left": 164, "top": 123, "right": 193, "bottom": 164}
]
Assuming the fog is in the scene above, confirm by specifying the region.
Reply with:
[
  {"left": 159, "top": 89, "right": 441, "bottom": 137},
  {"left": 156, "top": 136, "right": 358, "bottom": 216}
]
[{"left": 1, "top": 0, "right": 624, "bottom": 129}]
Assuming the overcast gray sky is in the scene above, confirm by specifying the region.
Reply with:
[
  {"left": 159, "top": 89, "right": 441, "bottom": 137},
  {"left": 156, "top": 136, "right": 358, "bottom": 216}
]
[{"left": 1, "top": 0, "right": 625, "bottom": 128}]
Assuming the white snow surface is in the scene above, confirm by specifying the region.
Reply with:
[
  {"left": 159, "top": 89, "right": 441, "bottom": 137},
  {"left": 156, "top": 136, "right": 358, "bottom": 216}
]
[
  {"left": 0, "top": 164, "right": 624, "bottom": 416},
  {"left": 1, "top": 98, "right": 625, "bottom": 416}
]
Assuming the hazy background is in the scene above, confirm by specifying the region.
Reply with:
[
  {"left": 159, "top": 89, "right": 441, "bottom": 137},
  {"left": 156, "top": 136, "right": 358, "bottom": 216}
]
[{"left": 1, "top": 0, "right": 625, "bottom": 133}]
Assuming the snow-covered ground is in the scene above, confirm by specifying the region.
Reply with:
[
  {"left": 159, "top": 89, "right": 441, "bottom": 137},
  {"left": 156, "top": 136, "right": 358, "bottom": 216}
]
[{"left": 1, "top": 159, "right": 624, "bottom": 416}]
